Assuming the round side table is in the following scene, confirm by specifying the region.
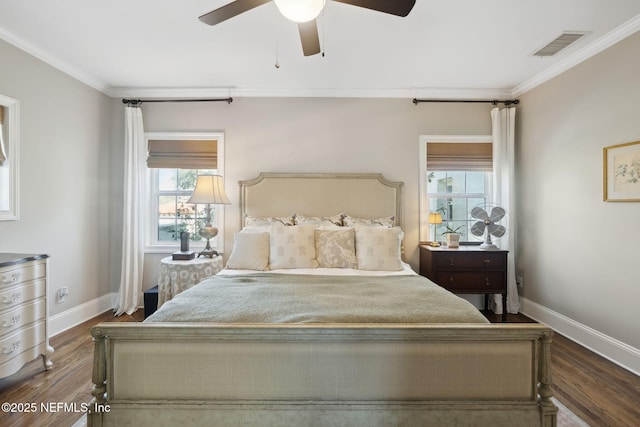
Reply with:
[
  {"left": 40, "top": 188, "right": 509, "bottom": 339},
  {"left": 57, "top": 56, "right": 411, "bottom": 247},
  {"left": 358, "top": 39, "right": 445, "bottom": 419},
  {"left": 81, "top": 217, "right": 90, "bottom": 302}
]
[{"left": 157, "top": 255, "right": 223, "bottom": 308}]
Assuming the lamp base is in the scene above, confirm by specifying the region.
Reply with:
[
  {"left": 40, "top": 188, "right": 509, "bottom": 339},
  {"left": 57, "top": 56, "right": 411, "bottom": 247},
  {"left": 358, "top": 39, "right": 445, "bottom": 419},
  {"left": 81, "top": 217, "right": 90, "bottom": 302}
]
[{"left": 197, "top": 247, "right": 219, "bottom": 258}]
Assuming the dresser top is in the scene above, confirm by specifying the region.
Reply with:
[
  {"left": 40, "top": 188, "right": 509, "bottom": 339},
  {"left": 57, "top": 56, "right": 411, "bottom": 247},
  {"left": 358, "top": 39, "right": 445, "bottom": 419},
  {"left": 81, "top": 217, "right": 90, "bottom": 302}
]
[{"left": 0, "top": 253, "right": 49, "bottom": 268}]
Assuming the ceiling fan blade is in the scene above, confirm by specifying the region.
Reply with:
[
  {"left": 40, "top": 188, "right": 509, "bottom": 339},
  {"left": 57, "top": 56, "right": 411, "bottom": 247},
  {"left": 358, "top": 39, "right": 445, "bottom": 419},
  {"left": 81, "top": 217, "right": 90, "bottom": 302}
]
[
  {"left": 298, "top": 20, "right": 321, "bottom": 56},
  {"left": 333, "top": 0, "right": 416, "bottom": 17},
  {"left": 199, "top": 0, "right": 272, "bottom": 26}
]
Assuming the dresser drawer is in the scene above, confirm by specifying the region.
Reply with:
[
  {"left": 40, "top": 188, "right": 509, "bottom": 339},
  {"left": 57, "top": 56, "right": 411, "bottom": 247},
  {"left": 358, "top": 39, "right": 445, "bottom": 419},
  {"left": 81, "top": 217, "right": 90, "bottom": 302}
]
[
  {"left": 0, "top": 299, "right": 46, "bottom": 338},
  {"left": 0, "top": 321, "right": 46, "bottom": 366},
  {"left": 434, "top": 271, "right": 506, "bottom": 293},
  {"left": 0, "top": 263, "right": 46, "bottom": 288},
  {"left": 0, "top": 280, "right": 46, "bottom": 312},
  {"left": 433, "top": 252, "right": 506, "bottom": 270}
]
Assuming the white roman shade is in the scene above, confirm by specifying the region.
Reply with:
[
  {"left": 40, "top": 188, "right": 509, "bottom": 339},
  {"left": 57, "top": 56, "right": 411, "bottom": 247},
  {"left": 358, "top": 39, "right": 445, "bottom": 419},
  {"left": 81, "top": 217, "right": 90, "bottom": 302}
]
[
  {"left": 427, "top": 142, "right": 492, "bottom": 171},
  {"left": 147, "top": 138, "right": 218, "bottom": 169}
]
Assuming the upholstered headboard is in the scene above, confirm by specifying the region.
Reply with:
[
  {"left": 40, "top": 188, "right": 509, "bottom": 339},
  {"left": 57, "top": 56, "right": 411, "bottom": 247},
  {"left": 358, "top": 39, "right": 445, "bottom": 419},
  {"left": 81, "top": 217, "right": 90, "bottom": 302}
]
[{"left": 239, "top": 173, "right": 403, "bottom": 228}]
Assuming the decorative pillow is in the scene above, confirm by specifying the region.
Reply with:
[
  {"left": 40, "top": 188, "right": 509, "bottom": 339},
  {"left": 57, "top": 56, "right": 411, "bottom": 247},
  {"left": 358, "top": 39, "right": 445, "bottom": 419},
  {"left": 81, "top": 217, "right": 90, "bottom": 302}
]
[
  {"left": 355, "top": 226, "right": 403, "bottom": 271},
  {"left": 269, "top": 225, "right": 318, "bottom": 269},
  {"left": 315, "top": 228, "right": 357, "bottom": 268},
  {"left": 343, "top": 215, "right": 395, "bottom": 228},
  {"left": 226, "top": 232, "right": 270, "bottom": 271},
  {"left": 245, "top": 215, "right": 295, "bottom": 227},
  {"left": 294, "top": 213, "right": 344, "bottom": 227}
]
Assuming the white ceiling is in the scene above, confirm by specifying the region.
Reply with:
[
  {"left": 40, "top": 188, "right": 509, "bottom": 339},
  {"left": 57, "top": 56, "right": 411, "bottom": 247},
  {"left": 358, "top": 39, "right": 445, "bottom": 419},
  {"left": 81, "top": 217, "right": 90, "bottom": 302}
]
[{"left": 1, "top": 0, "right": 639, "bottom": 99}]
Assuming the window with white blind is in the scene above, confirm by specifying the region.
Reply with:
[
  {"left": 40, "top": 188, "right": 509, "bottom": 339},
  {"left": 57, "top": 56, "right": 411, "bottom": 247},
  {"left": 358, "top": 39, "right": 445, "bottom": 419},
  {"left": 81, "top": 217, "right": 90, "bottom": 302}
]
[
  {"left": 419, "top": 135, "right": 493, "bottom": 244},
  {"left": 143, "top": 132, "right": 225, "bottom": 252}
]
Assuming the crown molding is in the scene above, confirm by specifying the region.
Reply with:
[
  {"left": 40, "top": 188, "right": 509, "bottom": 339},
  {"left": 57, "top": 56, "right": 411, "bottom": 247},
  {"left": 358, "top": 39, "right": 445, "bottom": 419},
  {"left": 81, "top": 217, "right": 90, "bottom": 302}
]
[
  {"left": 0, "top": 27, "right": 111, "bottom": 95},
  {"left": 512, "top": 14, "right": 640, "bottom": 97}
]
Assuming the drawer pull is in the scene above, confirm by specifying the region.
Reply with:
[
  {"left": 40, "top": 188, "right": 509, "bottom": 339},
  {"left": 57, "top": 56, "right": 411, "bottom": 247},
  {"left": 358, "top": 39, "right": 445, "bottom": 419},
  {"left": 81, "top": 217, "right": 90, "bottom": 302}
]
[
  {"left": 1, "top": 293, "right": 21, "bottom": 304},
  {"left": 485, "top": 277, "right": 491, "bottom": 286},
  {"left": 449, "top": 277, "right": 454, "bottom": 283},
  {"left": 449, "top": 259, "right": 455, "bottom": 266},
  {"left": 1, "top": 340, "right": 21, "bottom": 355},
  {"left": 484, "top": 259, "right": 491, "bottom": 266},
  {"left": 1, "top": 272, "right": 21, "bottom": 285},
  {"left": 1, "top": 315, "right": 21, "bottom": 328}
]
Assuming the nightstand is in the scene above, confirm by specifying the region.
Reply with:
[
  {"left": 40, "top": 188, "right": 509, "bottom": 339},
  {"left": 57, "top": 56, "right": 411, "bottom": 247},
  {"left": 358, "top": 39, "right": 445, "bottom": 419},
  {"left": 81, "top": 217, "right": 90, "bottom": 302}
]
[
  {"left": 156, "top": 255, "right": 223, "bottom": 309},
  {"left": 419, "top": 245, "right": 508, "bottom": 321}
]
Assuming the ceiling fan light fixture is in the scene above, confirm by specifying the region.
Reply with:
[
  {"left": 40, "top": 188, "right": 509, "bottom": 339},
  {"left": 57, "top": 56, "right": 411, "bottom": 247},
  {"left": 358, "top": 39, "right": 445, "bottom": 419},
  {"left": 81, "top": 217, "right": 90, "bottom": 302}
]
[{"left": 274, "top": 0, "right": 325, "bottom": 23}]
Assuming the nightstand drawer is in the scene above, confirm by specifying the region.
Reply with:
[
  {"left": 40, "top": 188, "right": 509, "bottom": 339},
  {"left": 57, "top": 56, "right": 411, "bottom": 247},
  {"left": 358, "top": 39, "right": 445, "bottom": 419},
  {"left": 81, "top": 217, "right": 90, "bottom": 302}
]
[
  {"left": 433, "top": 252, "right": 505, "bottom": 270},
  {"left": 434, "top": 271, "right": 505, "bottom": 293},
  {"left": 0, "top": 299, "right": 46, "bottom": 338}
]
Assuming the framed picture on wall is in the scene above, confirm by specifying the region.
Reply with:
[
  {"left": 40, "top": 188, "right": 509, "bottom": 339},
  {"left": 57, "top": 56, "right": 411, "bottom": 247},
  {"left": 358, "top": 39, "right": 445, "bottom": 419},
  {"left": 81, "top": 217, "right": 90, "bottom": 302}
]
[{"left": 603, "top": 140, "right": 640, "bottom": 202}]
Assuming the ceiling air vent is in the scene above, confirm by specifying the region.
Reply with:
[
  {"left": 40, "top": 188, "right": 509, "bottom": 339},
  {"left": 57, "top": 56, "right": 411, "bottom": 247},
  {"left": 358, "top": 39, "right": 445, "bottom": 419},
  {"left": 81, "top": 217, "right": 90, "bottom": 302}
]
[{"left": 533, "top": 32, "right": 588, "bottom": 57}]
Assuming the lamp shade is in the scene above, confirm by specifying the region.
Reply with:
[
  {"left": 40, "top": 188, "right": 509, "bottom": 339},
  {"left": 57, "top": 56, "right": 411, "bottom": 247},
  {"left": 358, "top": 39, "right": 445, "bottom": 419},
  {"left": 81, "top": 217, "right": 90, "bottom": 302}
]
[
  {"left": 187, "top": 175, "right": 231, "bottom": 205},
  {"left": 428, "top": 212, "right": 443, "bottom": 225},
  {"left": 274, "top": 0, "right": 325, "bottom": 23}
]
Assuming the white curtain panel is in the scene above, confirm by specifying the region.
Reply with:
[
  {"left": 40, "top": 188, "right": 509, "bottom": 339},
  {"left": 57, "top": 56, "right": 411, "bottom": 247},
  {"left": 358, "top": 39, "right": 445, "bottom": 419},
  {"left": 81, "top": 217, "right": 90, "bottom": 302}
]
[
  {"left": 115, "top": 106, "right": 145, "bottom": 316},
  {"left": 0, "top": 122, "right": 7, "bottom": 165},
  {"left": 491, "top": 107, "right": 520, "bottom": 314}
]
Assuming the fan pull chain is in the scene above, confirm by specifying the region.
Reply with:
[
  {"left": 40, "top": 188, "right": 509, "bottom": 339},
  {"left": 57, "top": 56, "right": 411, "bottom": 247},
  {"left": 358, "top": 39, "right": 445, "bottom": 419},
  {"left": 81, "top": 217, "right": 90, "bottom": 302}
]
[
  {"left": 321, "top": 7, "right": 325, "bottom": 57},
  {"left": 275, "top": 15, "right": 280, "bottom": 68}
]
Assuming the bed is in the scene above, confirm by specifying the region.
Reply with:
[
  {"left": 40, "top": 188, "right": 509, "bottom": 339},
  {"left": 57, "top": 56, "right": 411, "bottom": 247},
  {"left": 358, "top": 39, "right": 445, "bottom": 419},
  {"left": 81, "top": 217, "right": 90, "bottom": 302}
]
[{"left": 88, "top": 173, "right": 557, "bottom": 427}]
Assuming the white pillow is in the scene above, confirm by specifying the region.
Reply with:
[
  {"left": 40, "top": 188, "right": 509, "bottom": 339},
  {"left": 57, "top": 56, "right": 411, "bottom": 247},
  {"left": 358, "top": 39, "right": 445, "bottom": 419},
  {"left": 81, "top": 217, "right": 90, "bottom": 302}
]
[
  {"left": 315, "top": 228, "right": 357, "bottom": 268},
  {"left": 343, "top": 215, "right": 395, "bottom": 228},
  {"left": 226, "top": 232, "right": 270, "bottom": 271},
  {"left": 269, "top": 225, "right": 318, "bottom": 269},
  {"left": 355, "top": 226, "right": 403, "bottom": 271}
]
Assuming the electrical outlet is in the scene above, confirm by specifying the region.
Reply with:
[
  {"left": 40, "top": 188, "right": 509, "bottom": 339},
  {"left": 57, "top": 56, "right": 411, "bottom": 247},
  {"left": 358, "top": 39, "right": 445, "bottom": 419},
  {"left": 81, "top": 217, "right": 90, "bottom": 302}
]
[
  {"left": 516, "top": 276, "right": 524, "bottom": 289},
  {"left": 57, "top": 287, "right": 69, "bottom": 303}
]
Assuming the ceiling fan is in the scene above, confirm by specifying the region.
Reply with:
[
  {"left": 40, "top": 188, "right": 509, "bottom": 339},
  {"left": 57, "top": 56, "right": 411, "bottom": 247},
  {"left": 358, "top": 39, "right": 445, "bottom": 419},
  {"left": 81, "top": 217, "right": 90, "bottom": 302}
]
[{"left": 199, "top": 0, "right": 416, "bottom": 56}]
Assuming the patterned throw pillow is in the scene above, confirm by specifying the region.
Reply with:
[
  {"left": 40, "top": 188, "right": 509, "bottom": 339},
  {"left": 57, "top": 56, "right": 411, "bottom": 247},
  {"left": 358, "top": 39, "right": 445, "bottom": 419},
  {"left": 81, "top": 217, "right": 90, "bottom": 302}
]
[
  {"left": 245, "top": 215, "right": 295, "bottom": 227},
  {"left": 343, "top": 215, "right": 395, "bottom": 228},
  {"left": 269, "top": 225, "right": 318, "bottom": 269},
  {"left": 355, "top": 226, "right": 403, "bottom": 271},
  {"left": 293, "top": 213, "right": 344, "bottom": 227},
  {"left": 315, "top": 228, "right": 358, "bottom": 268}
]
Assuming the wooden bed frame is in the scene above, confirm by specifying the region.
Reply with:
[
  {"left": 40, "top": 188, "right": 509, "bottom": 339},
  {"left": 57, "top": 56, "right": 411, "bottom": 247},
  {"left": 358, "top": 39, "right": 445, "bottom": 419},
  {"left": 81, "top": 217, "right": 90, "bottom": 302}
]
[{"left": 87, "top": 173, "right": 557, "bottom": 426}]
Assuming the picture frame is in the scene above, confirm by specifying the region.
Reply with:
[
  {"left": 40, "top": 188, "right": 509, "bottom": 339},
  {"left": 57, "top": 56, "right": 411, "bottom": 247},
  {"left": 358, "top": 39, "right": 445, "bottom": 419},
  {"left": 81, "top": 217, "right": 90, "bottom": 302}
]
[{"left": 603, "top": 140, "right": 640, "bottom": 202}]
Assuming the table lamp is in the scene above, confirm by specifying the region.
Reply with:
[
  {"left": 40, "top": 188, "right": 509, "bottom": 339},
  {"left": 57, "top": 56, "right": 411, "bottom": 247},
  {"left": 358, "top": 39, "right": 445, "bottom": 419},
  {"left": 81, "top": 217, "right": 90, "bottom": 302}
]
[
  {"left": 187, "top": 175, "right": 231, "bottom": 258},
  {"left": 428, "top": 212, "right": 442, "bottom": 247}
]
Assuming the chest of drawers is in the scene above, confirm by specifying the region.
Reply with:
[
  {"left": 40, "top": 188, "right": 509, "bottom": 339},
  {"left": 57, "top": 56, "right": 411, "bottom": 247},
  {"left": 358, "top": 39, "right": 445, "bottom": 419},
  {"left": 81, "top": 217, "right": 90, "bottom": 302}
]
[
  {"left": 0, "top": 254, "right": 53, "bottom": 379},
  {"left": 419, "top": 245, "right": 508, "bottom": 320}
]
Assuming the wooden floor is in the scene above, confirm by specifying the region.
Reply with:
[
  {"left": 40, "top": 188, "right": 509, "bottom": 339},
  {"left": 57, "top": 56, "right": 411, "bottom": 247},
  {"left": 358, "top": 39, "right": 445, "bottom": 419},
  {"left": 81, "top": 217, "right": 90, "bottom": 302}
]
[{"left": 1, "top": 310, "right": 639, "bottom": 427}]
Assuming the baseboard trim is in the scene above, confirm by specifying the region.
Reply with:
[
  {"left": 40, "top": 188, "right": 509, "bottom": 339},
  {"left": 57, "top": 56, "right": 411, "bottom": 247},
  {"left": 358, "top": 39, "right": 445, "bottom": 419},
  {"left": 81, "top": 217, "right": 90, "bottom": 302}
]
[
  {"left": 49, "top": 293, "right": 117, "bottom": 337},
  {"left": 520, "top": 297, "right": 640, "bottom": 377}
]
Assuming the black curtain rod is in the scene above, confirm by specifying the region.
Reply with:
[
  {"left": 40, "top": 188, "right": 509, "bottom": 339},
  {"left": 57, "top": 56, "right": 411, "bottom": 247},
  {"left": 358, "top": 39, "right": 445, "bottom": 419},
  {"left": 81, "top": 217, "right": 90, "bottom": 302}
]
[
  {"left": 412, "top": 98, "right": 519, "bottom": 106},
  {"left": 122, "top": 98, "right": 233, "bottom": 106}
]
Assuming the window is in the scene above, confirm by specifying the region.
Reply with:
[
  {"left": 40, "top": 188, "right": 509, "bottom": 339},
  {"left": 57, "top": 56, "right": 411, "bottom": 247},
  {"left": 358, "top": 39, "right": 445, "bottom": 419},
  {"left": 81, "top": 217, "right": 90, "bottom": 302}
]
[
  {"left": 419, "top": 135, "right": 493, "bottom": 244},
  {"left": 143, "top": 132, "right": 225, "bottom": 252}
]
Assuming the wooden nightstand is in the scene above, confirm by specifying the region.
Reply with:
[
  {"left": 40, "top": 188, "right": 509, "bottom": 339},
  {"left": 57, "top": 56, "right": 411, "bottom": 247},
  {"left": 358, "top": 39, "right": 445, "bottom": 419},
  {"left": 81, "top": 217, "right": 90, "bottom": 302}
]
[{"left": 419, "top": 245, "right": 508, "bottom": 321}]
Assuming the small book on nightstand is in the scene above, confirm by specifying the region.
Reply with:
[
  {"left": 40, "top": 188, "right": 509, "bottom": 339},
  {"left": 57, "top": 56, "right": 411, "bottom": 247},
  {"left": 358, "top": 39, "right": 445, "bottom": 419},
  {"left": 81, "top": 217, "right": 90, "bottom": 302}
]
[{"left": 172, "top": 250, "right": 195, "bottom": 261}]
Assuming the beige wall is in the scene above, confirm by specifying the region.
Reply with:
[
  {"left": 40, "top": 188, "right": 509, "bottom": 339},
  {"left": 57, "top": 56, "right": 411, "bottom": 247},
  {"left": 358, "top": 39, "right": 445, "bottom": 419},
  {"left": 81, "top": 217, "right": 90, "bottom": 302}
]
[
  {"left": 518, "top": 31, "right": 640, "bottom": 350},
  {"left": 130, "top": 99, "right": 493, "bottom": 291},
  {"left": 0, "top": 39, "right": 114, "bottom": 316}
]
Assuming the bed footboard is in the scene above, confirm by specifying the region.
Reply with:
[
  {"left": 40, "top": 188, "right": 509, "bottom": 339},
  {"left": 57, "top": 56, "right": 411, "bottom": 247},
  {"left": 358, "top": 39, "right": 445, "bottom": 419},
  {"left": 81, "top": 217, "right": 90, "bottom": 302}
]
[{"left": 87, "top": 323, "right": 557, "bottom": 427}]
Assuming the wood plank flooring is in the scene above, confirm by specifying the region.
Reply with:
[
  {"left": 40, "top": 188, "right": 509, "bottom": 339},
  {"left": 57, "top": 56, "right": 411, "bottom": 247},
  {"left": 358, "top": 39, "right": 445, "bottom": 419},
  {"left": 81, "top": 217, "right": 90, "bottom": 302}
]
[{"left": 0, "top": 309, "right": 638, "bottom": 426}]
